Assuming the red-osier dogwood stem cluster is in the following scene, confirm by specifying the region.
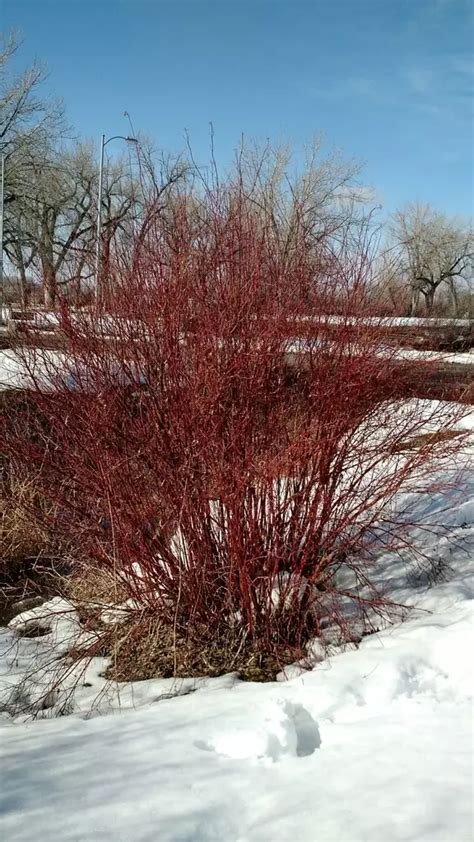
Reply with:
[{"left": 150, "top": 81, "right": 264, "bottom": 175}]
[{"left": 4, "top": 175, "right": 469, "bottom": 666}]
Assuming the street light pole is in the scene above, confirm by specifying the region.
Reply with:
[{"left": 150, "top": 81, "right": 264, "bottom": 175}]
[
  {"left": 95, "top": 134, "right": 106, "bottom": 305},
  {"left": 0, "top": 155, "right": 5, "bottom": 310},
  {"left": 95, "top": 134, "right": 138, "bottom": 307}
]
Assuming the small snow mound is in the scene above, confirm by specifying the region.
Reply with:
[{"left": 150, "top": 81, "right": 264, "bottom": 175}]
[
  {"left": 195, "top": 700, "right": 296, "bottom": 760},
  {"left": 8, "top": 597, "right": 83, "bottom": 653},
  {"left": 194, "top": 699, "right": 320, "bottom": 761},
  {"left": 0, "top": 598, "right": 99, "bottom": 718}
]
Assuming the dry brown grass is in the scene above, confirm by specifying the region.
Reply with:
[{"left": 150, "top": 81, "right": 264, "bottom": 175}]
[
  {"left": 0, "top": 470, "right": 53, "bottom": 563},
  {"left": 64, "top": 566, "right": 129, "bottom": 629},
  {"left": 65, "top": 566, "right": 128, "bottom": 605},
  {"left": 106, "top": 620, "right": 294, "bottom": 682},
  {"left": 0, "top": 456, "right": 69, "bottom": 619},
  {"left": 67, "top": 612, "right": 296, "bottom": 683},
  {"left": 388, "top": 429, "right": 465, "bottom": 454},
  {"left": 63, "top": 562, "right": 299, "bottom": 682}
]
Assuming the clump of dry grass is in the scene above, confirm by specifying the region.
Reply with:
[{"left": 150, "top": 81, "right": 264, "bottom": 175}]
[
  {"left": 105, "top": 618, "right": 294, "bottom": 682},
  {"left": 0, "top": 391, "right": 56, "bottom": 567},
  {"left": 63, "top": 563, "right": 299, "bottom": 682},
  {"left": 388, "top": 429, "right": 465, "bottom": 454},
  {"left": 0, "top": 470, "right": 53, "bottom": 563},
  {"left": 64, "top": 566, "right": 129, "bottom": 629},
  {"left": 68, "top": 612, "right": 297, "bottom": 683},
  {"left": 65, "top": 566, "right": 128, "bottom": 605},
  {"left": 0, "top": 453, "right": 69, "bottom": 619}
]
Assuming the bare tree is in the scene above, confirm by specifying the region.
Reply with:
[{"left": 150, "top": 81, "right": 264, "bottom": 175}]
[
  {"left": 121, "top": 137, "right": 193, "bottom": 276},
  {"left": 4, "top": 140, "right": 141, "bottom": 307},
  {"left": 2, "top": 196, "right": 37, "bottom": 305},
  {"left": 232, "top": 138, "right": 371, "bottom": 261},
  {"left": 168, "top": 136, "right": 376, "bottom": 312},
  {"left": 369, "top": 249, "right": 411, "bottom": 316},
  {"left": 0, "top": 32, "right": 63, "bottom": 157},
  {"left": 392, "top": 203, "right": 473, "bottom": 317},
  {"left": 1, "top": 32, "right": 67, "bottom": 304}
]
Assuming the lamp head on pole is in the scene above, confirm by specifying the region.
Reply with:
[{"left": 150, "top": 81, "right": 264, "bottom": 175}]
[{"left": 104, "top": 135, "right": 139, "bottom": 148}]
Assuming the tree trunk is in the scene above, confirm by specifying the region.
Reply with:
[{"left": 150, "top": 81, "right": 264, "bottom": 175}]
[
  {"left": 42, "top": 264, "right": 57, "bottom": 308},
  {"left": 71, "top": 276, "right": 81, "bottom": 308},
  {"left": 423, "top": 287, "right": 435, "bottom": 316},
  {"left": 409, "top": 286, "right": 420, "bottom": 317},
  {"left": 18, "top": 265, "right": 31, "bottom": 309},
  {"left": 449, "top": 280, "right": 460, "bottom": 319}
]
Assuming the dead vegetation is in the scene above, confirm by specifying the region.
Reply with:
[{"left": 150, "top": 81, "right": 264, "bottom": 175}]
[
  {"left": 388, "top": 429, "right": 466, "bottom": 454},
  {"left": 0, "top": 468, "right": 54, "bottom": 562},
  {"left": 0, "top": 394, "right": 74, "bottom": 621},
  {"left": 0, "top": 460, "right": 66, "bottom": 623},
  {"left": 76, "top": 615, "right": 297, "bottom": 683}
]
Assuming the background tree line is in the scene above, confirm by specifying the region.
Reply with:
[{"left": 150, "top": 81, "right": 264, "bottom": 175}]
[{"left": 1, "top": 33, "right": 472, "bottom": 315}]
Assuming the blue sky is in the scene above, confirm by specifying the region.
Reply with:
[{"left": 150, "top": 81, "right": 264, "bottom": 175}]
[{"left": 2, "top": 0, "right": 473, "bottom": 216}]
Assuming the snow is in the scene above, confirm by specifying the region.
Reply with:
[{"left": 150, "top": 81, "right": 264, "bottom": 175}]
[
  {"left": 2, "top": 340, "right": 473, "bottom": 396},
  {"left": 283, "top": 337, "right": 474, "bottom": 365},
  {"left": 32, "top": 312, "right": 61, "bottom": 330},
  {"left": 0, "top": 350, "right": 29, "bottom": 390},
  {"left": 390, "top": 346, "right": 474, "bottom": 365},
  {"left": 0, "top": 404, "right": 473, "bottom": 841},
  {"left": 0, "top": 305, "right": 12, "bottom": 325},
  {"left": 0, "top": 349, "right": 67, "bottom": 391},
  {"left": 296, "top": 314, "right": 473, "bottom": 328}
]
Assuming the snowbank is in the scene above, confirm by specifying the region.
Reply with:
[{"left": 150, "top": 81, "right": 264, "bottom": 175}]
[
  {"left": 0, "top": 405, "right": 473, "bottom": 841},
  {"left": 0, "top": 588, "right": 472, "bottom": 841}
]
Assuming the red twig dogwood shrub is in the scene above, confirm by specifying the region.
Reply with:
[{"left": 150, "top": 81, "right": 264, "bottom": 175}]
[{"left": 3, "top": 162, "right": 469, "bottom": 673}]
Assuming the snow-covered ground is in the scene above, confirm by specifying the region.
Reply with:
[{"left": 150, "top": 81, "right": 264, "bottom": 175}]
[
  {"left": 0, "top": 406, "right": 473, "bottom": 841},
  {"left": 389, "top": 346, "right": 474, "bottom": 366},
  {"left": 296, "top": 314, "right": 473, "bottom": 328},
  {"left": 0, "top": 349, "right": 67, "bottom": 391},
  {"left": 1, "top": 344, "right": 473, "bottom": 394}
]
